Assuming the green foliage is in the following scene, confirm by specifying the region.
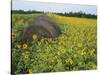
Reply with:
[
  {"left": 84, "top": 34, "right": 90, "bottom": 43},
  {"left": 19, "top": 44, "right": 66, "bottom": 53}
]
[{"left": 12, "top": 13, "right": 97, "bottom": 74}]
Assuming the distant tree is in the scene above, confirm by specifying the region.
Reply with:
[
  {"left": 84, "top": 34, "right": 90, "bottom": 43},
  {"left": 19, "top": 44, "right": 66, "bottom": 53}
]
[
  {"left": 12, "top": 10, "right": 97, "bottom": 19},
  {"left": 12, "top": 10, "right": 44, "bottom": 14},
  {"left": 56, "top": 11, "right": 97, "bottom": 19}
]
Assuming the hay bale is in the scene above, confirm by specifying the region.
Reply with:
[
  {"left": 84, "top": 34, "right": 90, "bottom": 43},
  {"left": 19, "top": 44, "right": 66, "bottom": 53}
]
[{"left": 20, "top": 15, "right": 61, "bottom": 44}]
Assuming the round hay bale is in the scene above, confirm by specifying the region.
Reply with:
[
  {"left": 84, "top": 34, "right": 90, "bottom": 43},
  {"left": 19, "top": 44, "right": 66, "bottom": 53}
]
[{"left": 20, "top": 15, "right": 61, "bottom": 44}]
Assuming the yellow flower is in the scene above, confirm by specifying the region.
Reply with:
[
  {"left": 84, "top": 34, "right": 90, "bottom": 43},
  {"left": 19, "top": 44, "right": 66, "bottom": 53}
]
[
  {"left": 81, "top": 51, "right": 86, "bottom": 55},
  {"left": 69, "top": 59, "right": 73, "bottom": 65},
  {"left": 61, "top": 49, "right": 65, "bottom": 53},
  {"left": 28, "top": 69, "right": 32, "bottom": 74},
  {"left": 65, "top": 59, "right": 73, "bottom": 65},
  {"left": 89, "top": 49, "right": 95, "bottom": 56},
  {"left": 81, "top": 49, "right": 86, "bottom": 55},
  {"left": 24, "top": 55, "right": 29, "bottom": 59},
  {"left": 32, "top": 34, "right": 37, "bottom": 40},
  {"left": 17, "top": 44, "right": 21, "bottom": 48},
  {"left": 54, "top": 56, "right": 57, "bottom": 59},
  {"left": 23, "top": 44, "right": 27, "bottom": 49},
  {"left": 57, "top": 51, "right": 61, "bottom": 55},
  {"left": 22, "top": 51, "right": 29, "bottom": 59}
]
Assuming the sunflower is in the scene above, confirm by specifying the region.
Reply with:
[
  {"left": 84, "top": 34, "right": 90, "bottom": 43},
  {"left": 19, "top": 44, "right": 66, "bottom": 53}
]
[
  {"left": 61, "top": 49, "right": 65, "bottom": 54},
  {"left": 81, "top": 49, "right": 86, "bottom": 56},
  {"left": 23, "top": 44, "right": 27, "bottom": 49},
  {"left": 69, "top": 59, "right": 73, "bottom": 65},
  {"left": 89, "top": 49, "right": 95, "bottom": 56},
  {"left": 28, "top": 69, "right": 32, "bottom": 74},
  {"left": 57, "top": 51, "right": 61, "bottom": 55},
  {"left": 17, "top": 44, "right": 21, "bottom": 49},
  {"left": 32, "top": 34, "right": 37, "bottom": 40}
]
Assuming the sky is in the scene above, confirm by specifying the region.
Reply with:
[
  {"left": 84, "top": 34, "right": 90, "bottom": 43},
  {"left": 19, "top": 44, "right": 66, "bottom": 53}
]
[{"left": 12, "top": 0, "right": 97, "bottom": 15}]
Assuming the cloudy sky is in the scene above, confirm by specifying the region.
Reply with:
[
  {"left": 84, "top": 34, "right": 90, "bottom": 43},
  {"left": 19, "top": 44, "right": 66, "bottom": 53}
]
[{"left": 12, "top": 0, "right": 97, "bottom": 15}]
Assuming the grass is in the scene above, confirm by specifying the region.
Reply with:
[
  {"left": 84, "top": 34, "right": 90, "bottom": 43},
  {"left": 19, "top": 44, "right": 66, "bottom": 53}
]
[{"left": 12, "top": 13, "right": 97, "bottom": 74}]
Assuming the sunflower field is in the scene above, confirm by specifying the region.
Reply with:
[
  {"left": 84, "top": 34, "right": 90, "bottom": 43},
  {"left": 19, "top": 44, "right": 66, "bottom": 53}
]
[{"left": 12, "top": 13, "right": 97, "bottom": 74}]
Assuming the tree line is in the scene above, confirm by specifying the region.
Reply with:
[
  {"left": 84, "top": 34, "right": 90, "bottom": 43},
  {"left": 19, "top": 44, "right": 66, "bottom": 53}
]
[
  {"left": 56, "top": 11, "right": 97, "bottom": 19},
  {"left": 12, "top": 10, "right": 97, "bottom": 19},
  {"left": 12, "top": 10, "right": 43, "bottom": 14}
]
